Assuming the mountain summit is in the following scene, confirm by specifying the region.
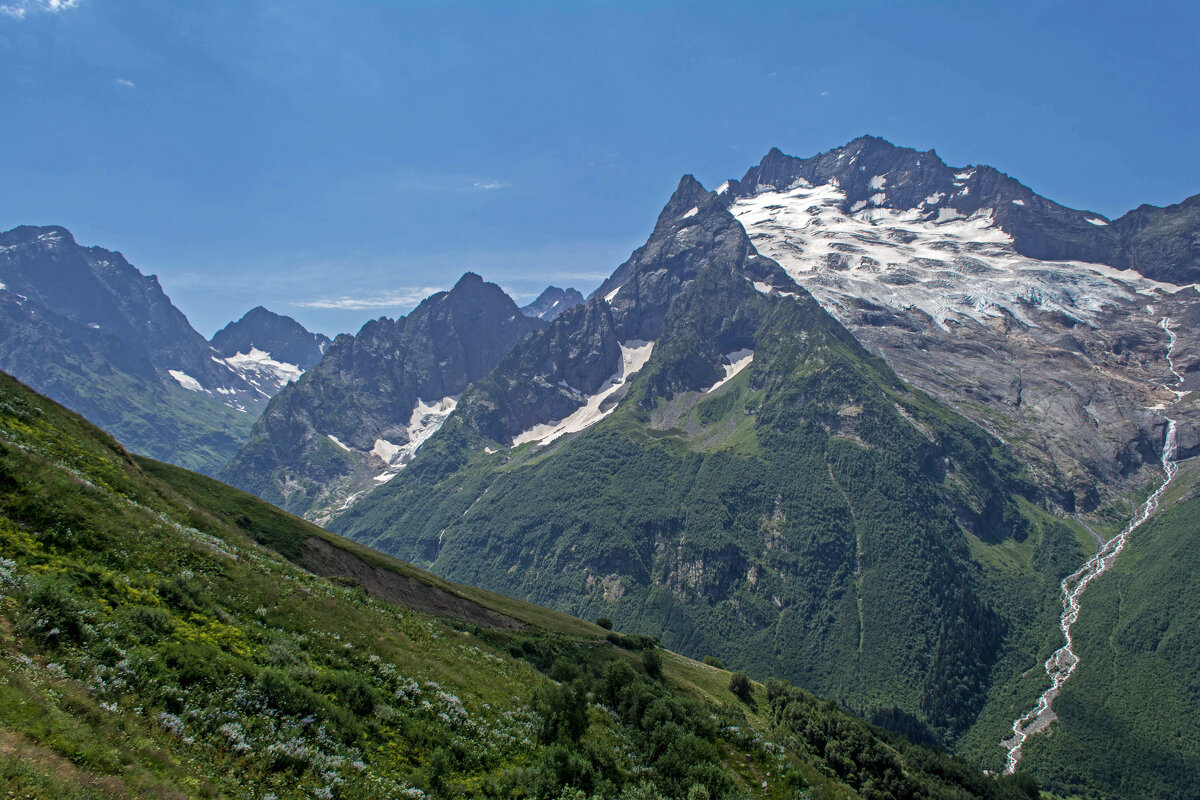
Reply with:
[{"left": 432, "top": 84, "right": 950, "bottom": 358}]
[
  {"left": 210, "top": 306, "right": 331, "bottom": 369},
  {"left": 727, "top": 136, "right": 1200, "bottom": 284},
  {"left": 0, "top": 224, "right": 278, "bottom": 473},
  {"left": 521, "top": 286, "right": 584, "bottom": 320},
  {"left": 220, "top": 272, "right": 544, "bottom": 519}
]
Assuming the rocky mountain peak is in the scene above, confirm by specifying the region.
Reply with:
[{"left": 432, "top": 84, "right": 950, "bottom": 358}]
[
  {"left": 0, "top": 224, "right": 78, "bottom": 248},
  {"left": 521, "top": 286, "right": 585, "bottom": 321},
  {"left": 654, "top": 174, "right": 715, "bottom": 227},
  {"left": 452, "top": 271, "right": 485, "bottom": 289},
  {"left": 210, "top": 306, "right": 331, "bottom": 370}
]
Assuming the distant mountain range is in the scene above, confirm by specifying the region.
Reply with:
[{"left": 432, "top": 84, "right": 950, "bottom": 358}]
[
  {"left": 521, "top": 285, "right": 585, "bottom": 320},
  {"left": 0, "top": 225, "right": 328, "bottom": 474}
]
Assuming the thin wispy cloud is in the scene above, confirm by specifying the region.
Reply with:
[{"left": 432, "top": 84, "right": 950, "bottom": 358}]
[
  {"left": 0, "top": 0, "right": 81, "bottom": 19},
  {"left": 115, "top": 78, "right": 136, "bottom": 88},
  {"left": 381, "top": 174, "right": 511, "bottom": 194},
  {"left": 295, "top": 287, "right": 444, "bottom": 310}
]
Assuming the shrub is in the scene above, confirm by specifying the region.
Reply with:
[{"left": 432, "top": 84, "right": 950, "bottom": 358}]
[
  {"left": 532, "top": 682, "right": 588, "bottom": 744},
  {"left": 642, "top": 649, "right": 663, "bottom": 680},
  {"left": 595, "top": 617, "right": 613, "bottom": 630},
  {"left": 159, "top": 574, "right": 206, "bottom": 613},
  {"left": 257, "top": 667, "right": 322, "bottom": 718},
  {"left": 161, "top": 641, "right": 225, "bottom": 687},
  {"left": 315, "top": 669, "right": 377, "bottom": 716},
  {"left": 701, "top": 655, "right": 724, "bottom": 669},
  {"left": 728, "top": 671, "right": 751, "bottom": 702},
  {"left": 599, "top": 660, "right": 638, "bottom": 708},
  {"left": 549, "top": 657, "right": 580, "bottom": 684},
  {"left": 116, "top": 604, "right": 174, "bottom": 642}
]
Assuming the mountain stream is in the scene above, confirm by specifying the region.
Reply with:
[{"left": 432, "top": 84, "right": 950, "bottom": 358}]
[{"left": 1001, "top": 317, "right": 1185, "bottom": 773}]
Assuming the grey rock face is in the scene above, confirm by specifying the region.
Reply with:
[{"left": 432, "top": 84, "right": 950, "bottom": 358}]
[
  {"left": 211, "top": 306, "right": 331, "bottom": 369},
  {"left": 1107, "top": 194, "right": 1200, "bottom": 285}
]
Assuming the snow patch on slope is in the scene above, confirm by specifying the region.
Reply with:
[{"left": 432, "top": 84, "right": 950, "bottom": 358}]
[
  {"left": 372, "top": 395, "right": 459, "bottom": 483},
  {"left": 221, "top": 347, "right": 303, "bottom": 394},
  {"left": 167, "top": 370, "right": 204, "bottom": 392},
  {"left": 730, "top": 184, "right": 1185, "bottom": 332},
  {"left": 512, "top": 340, "right": 655, "bottom": 447},
  {"left": 706, "top": 349, "right": 754, "bottom": 393}
]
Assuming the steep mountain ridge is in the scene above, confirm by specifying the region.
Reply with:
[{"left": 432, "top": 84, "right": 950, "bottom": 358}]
[
  {"left": 221, "top": 273, "right": 545, "bottom": 519},
  {"left": 331, "top": 174, "right": 1044, "bottom": 749},
  {"left": 0, "top": 226, "right": 243, "bottom": 391},
  {"left": 726, "top": 137, "right": 1117, "bottom": 266},
  {"left": 725, "top": 135, "right": 1200, "bottom": 285},
  {"left": 1106, "top": 192, "right": 1200, "bottom": 284}
]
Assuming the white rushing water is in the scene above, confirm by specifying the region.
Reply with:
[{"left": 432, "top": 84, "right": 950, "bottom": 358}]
[{"left": 1001, "top": 317, "right": 1184, "bottom": 773}]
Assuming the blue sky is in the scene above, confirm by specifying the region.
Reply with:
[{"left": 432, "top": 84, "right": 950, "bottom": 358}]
[{"left": 3, "top": 1, "right": 1198, "bottom": 336}]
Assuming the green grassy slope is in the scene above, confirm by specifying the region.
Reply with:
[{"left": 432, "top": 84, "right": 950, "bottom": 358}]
[{"left": 0, "top": 371, "right": 1037, "bottom": 799}]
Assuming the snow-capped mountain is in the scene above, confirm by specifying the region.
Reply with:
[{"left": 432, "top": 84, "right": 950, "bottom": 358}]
[
  {"left": 521, "top": 286, "right": 585, "bottom": 320},
  {"left": 333, "top": 167, "right": 1034, "bottom": 756},
  {"left": 717, "top": 137, "right": 1199, "bottom": 509},
  {"left": 210, "top": 306, "right": 332, "bottom": 396}
]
